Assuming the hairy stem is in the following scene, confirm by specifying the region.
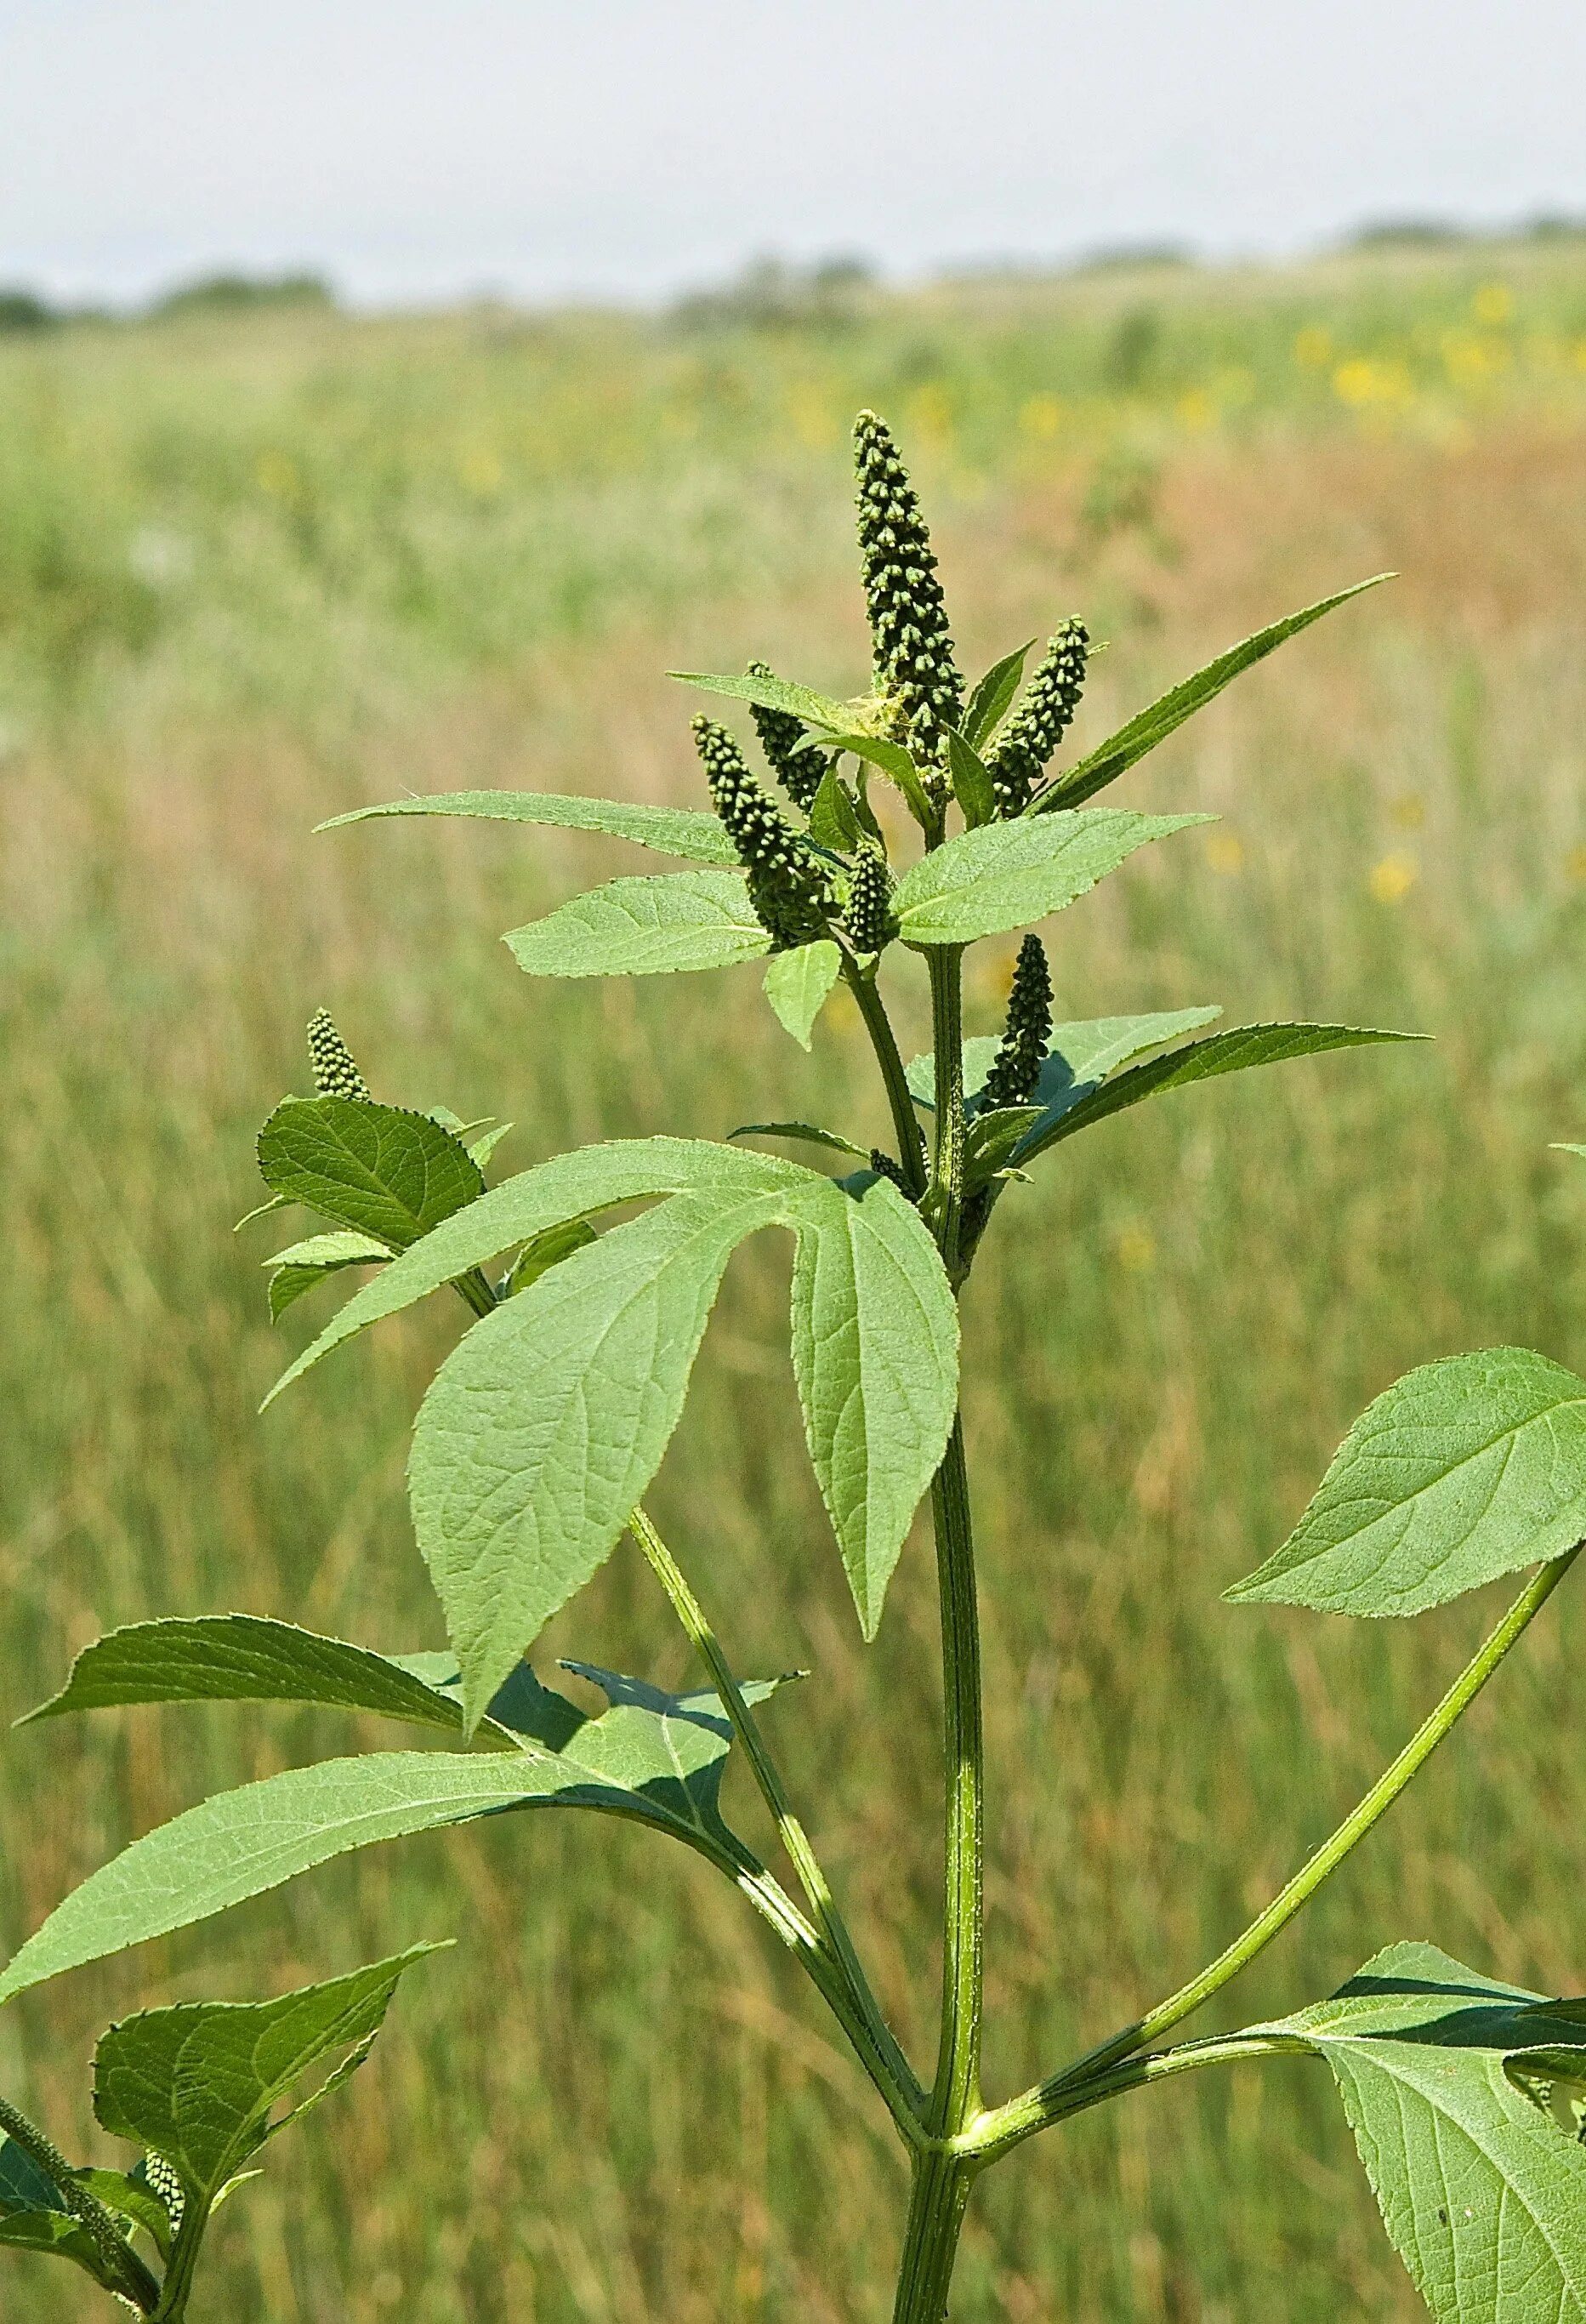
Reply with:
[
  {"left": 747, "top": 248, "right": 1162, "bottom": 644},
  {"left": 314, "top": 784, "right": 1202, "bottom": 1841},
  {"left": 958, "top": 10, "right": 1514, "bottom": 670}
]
[
  {"left": 628, "top": 1507, "right": 924, "bottom": 2121},
  {"left": 890, "top": 2146, "right": 974, "bottom": 2324},
  {"left": 843, "top": 956, "right": 928, "bottom": 1194},
  {"left": 974, "top": 2031, "right": 1314, "bottom": 2162},
  {"left": 927, "top": 1419, "right": 985, "bottom": 2134},
  {"left": 996, "top": 1543, "right": 1583, "bottom": 2140},
  {"left": 0, "top": 2095, "right": 160, "bottom": 2313},
  {"left": 926, "top": 948, "right": 968, "bottom": 1273}
]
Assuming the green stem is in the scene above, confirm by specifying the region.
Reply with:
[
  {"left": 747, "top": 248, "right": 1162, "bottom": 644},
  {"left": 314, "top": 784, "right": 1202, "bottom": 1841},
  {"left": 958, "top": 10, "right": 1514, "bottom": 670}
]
[
  {"left": 927, "top": 1419, "right": 984, "bottom": 2135},
  {"left": 0, "top": 2095, "right": 160, "bottom": 2313},
  {"left": 151, "top": 2196, "right": 212, "bottom": 2321},
  {"left": 973, "top": 2031, "right": 1312, "bottom": 2162},
  {"left": 843, "top": 957, "right": 928, "bottom": 1195},
  {"left": 926, "top": 948, "right": 968, "bottom": 1274},
  {"left": 628, "top": 1507, "right": 924, "bottom": 2122},
  {"left": 991, "top": 1543, "right": 1582, "bottom": 2144},
  {"left": 890, "top": 2146, "right": 974, "bottom": 2324}
]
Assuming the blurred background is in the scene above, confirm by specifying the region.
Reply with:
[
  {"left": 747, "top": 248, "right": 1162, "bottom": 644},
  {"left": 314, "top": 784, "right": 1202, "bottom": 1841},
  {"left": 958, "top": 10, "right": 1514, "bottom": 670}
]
[{"left": 3, "top": 4, "right": 1584, "bottom": 2317}]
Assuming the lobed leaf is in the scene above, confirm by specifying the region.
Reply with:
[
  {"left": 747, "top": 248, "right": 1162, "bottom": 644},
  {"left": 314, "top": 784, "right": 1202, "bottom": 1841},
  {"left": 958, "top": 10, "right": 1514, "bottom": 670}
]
[
  {"left": 258, "top": 1099, "right": 485, "bottom": 1251},
  {"left": 1227, "top": 1347, "right": 1586, "bottom": 1615},
  {"left": 1255, "top": 1942, "right": 1586, "bottom": 2324},
  {"left": 316, "top": 789, "right": 740, "bottom": 863},
  {"left": 1037, "top": 575, "right": 1392, "bottom": 809},
  {"left": 0, "top": 1676, "right": 797, "bottom": 2002},
  {"left": 890, "top": 811, "right": 1208, "bottom": 945},
  {"left": 763, "top": 941, "right": 842, "bottom": 1049},
  {"left": 505, "top": 869, "right": 771, "bottom": 978}
]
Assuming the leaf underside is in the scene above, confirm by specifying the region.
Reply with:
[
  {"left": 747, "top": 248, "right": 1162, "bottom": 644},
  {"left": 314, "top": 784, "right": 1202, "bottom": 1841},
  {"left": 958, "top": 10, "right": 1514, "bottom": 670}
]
[{"left": 505, "top": 869, "right": 771, "bottom": 978}]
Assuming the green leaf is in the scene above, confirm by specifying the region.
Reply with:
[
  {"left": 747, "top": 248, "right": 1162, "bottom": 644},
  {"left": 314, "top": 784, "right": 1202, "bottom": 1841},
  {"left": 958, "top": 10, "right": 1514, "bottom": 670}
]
[
  {"left": 75, "top": 2166, "right": 177, "bottom": 2258},
  {"left": 504, "top": 869, "right": 771, "bottom": 978},
  {"left": 668, "top": 667, "right": 856, "bottom": 733},
  {"left": 410, "top": 1193, "right": 787, "bottom": 1725},
  {"left": 0, "top": 2140, "right": 123, "bottom": 2287},
  {"left": 890, "top": 811, "right": 1208, "bottom": 944},
  {"left": 787, "top": 1175, "right": 960, "bottom": 1637},
  {"left": 763, "top": 942, "right": 841, "bottom": 1049},
  {"left": 1256, "top": 1942, "right": 1586, "bottom": 2323},
  {"left": 265, "top": 1228, "right": 389, "bottom": 1321},
  {"left": 1015, "top": 1021, "right": 1422, "bottom": 1166},
  {"left": 0, "top": 1677, "right": 797, "bottom": 2001},
  {"left": 467, "top": 1122, "right": 514, "bottom": 1170},
  {"left": 907, "top": 1007, "right": 1223, "bottom": 1114},
  {"left": 315, "top": 789, "right": 740, "bottom": 864},
  {"left": 945, "top": 726, "right": 996, "bottom": 829},
  {"left": 808, "top": 766, "right": 861, "bottom": 853},
  {"left": 93, "top": 1947, "right": 441, "bottom": 2202},
  {"left": 813, "top": 734, "right": 936, "bottom": 825},
  {"left": 1555, "top": 1144, "right": 1586, "bottom": 1160},
  {"left": 1038, "top": 575, "right": 1392, "bottom": 809},
  {"left": 504, "top": 1216, "right": 597, "bottom": 1296},
  {"left": 1227, "top": 1347, "right": 1586, "bottom": 1616},
  {"left": 963, "top": 1107, "right": 1045, "bottom": 1191},
  {"left": 730, "top": 1121, "right": 869, "bottom": 1160},
  {"left": 258, "top": 1099, "right": 485, "bottom": 1251},
  {"left": 962, "top": 641, "right": 1034, "bottom": 751}
]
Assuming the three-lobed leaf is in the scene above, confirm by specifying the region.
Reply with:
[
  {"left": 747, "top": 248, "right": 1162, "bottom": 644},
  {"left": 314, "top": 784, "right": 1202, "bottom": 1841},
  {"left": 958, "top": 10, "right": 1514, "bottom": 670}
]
[
  {"left": 92, "top": 1946, "right": 443, "bottom": 2201},
  {"left": 317, "top": 789, "right": 740, "bottom": 863},
  {"left": 505, "top": 869, "right": 771, "bottom": 978},
  {"left": 1227, "top": 1347, "right": 1586, "bottom": 1615},
  {"left": 258, "top": 1099, "right": 485, "bottom": 1251},
  {"left": 890, "top": 811, "right": 1208, "bottom": 945},
  {"left": 1037, "top": 575, "right": 1392, "bottom": 809}
]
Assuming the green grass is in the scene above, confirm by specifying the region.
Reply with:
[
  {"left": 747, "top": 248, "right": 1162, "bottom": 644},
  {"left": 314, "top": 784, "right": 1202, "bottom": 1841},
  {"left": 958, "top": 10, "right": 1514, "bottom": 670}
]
[{"left": 1, "top": 242, "right": 1584, "bottom": 2320}]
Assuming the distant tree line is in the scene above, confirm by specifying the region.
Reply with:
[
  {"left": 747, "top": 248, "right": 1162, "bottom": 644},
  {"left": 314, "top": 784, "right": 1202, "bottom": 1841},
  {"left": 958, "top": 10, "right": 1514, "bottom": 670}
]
[{"left": 0, "top": 271, "right": 335, "bottom": 336}]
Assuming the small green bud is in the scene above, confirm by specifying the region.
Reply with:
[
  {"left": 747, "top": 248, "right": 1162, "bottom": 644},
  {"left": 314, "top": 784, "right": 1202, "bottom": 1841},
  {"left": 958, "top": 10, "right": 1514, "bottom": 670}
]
[
  {"left": 981, "top": 936, "right": 1053, "bottom": 1110},
  {"left": 307, "top": 1009, "right": 371, "bottom": 1102},
  {"left": 142, "top": 2152, "right": 186, "bottom": 2232},
  {"left": 746, "top": 660, "right": 827, "bottom": 812},
  {"left": 852, "top": 410, "right": 963, "bottom": 784},
  {"left": 988, "top": 618, "right": 1089, "bottom": 814},
  {"left": 843, "top": 851, "right": 895, "bottom": 956},
  {"left": 691, "top": 715, "right": 833, "bottom": 950}
]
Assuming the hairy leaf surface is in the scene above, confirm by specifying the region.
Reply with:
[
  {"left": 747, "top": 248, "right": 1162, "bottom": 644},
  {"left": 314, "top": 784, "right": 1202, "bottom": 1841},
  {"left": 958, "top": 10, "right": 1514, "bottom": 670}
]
[
  {"left": 317, "top": 790, "right": 739, "bottom": 863},
  {"left": 962, "top": 641, "right": 1033, "bottom": 751},
  {"left": 1038, "top": 576, "right": 1391, "bottom": 808},
  {"left": 1228, "top": 1348, "right": 1586, "bottom": 1615},
  {"left": 890, "top": 812, "right": 1207, "bottom": 945},
  {"left": 258, "top": 1099, "right": 485, "bottom": 1250},
  {"left": 505, "top": 869, "right": 771, "bottom": 978}
]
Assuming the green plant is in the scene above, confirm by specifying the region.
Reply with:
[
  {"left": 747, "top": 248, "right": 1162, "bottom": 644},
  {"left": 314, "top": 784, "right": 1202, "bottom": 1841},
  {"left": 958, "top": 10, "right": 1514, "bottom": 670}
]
[{"left": 3, "top": 410, "right": 1583, "bottom": 2321}]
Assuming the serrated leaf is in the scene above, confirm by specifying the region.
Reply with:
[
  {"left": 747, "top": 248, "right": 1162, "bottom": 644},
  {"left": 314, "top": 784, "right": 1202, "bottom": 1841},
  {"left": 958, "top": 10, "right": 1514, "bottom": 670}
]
[
  {"left": 410, "top": 1193, "right": 786, "bottom": 1725},
  {"left": 0, "top": 1677, "right": 795, "bottom": 2001},
  {"left": 668, "top": 667, "right": 856, "bottom": 732},
  {"left": 808, "top": 766, "right": 861, "bottom": 852},
  {"left": 504, "top": 1215, "right": 597, "bottom": 1295},
  {"left": 315, "top": 789, "right": 739, "bottom": 863},
  {"left": 265, "top": 1228, "right": 389, "bottom": 1321},
  {"left": 1015, "top": 1021, "right": 1422, "bottom": 1166},
  {"left": 763, "top": 942, "right": 842, "bottom": 1048},
  {"left": 1254, "top": 1942, "right": 1586, "bottom": 2323},
  {"left": 505, "top": 869, "right": 771, "bottom": 978},
  {"left": 890, "top": 811, "right": 1207, "bottom": 944},
  {"left": 787, "top": 1175, "right": 960, "bottom": 1637},
  {"left": 75, "top": 2166, "right": 176, "bottom": 2258},
  {"left": 1227, "top": 1347, "right": 1586, "bottom": 1616},
  {"left": 730, "top": 1122, "right": 869, "bottom": 1160},
  {"left": 962, "top": 641, "right": 1034, "bottom": 751},
  {"left": 945, "top": 726, "right": 996, "bottom": 828},
  {"left": 812, "top": 733, "right": 935, "bottom": 824},
  {"left": 93, "top": 1947, "right": 441, "bottom": 2201},
  {"left": 907, "top": 1009, "right": 1224, "bottom": 1114},
  {"left": 258, "top": 1099, "right": 485, "bottom": 1251},
  {"left": 1038, "top": 575, "right": 1393, "bottom": 808}
]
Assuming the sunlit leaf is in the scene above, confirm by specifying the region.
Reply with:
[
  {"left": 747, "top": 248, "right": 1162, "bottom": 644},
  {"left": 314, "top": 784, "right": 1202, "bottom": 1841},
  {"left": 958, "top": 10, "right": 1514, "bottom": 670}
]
[
  {"left": 258, "top": 1099, "right": 485, "bottom": 1250},
  {"left": 505, "top": 869, "right": 771, "bottom": 978},
  {"left": 890, "top": 812, "right": 1207, "bottom": 944},
  {"left": 764, "top": 942, "right": 841, "bottom": 1048},
  {"left": 316, "top": 789, "right": 739, "bottom": 863}
]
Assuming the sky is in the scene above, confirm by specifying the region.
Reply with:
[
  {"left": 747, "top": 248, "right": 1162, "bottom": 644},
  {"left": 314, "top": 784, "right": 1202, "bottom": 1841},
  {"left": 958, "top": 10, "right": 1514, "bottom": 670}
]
[{"left": 3, "top": 0, "right": 1583, "bottom": 309}]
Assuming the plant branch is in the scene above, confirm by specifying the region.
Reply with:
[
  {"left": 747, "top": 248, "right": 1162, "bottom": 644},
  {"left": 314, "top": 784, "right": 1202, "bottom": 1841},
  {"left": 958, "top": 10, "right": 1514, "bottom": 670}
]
[
  {"left": 628, "top": 1507, "right": 924, "bottom": 2121},
  {"left": 926, "top": 1415, "right": 985, "bottom": 2137},
  {"left": 0, "top": 2095, "right": 161, "bottom": 2313},
  {"left": 925, "top": 948, "right": 968, "bottom": 1275},
  {"left": 970, "top": 2031, "right": 1315, "bottom": 2162},
  {"left": 843, "top": 955, "right": 928, "bottom": 1195},
  {"left": 151, "top": 2195, "right": 213, "bottom": 2322},
  {"left": 1001, "top": 1543, "right": 1583, "bottom": 2133}
]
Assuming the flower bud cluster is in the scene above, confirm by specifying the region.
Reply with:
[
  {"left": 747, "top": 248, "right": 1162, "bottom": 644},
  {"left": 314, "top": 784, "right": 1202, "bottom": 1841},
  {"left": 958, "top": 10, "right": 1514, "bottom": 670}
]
[
  {"left": 692, "top": 716, "right": 833, "bottom": 949},
  {"left": 981, "top": 936, "right": 1053, "bottom": 1110},
  {"left": 852, "top": 410, "right": 963, "bottom": 776},
  {"left": 988, "top": 618, "right": 1089, "bottom": 813},
  {"left": 307, "top": 1008, "right": 371, "bottom": 1102},
  {"left": 843, "top": 851, "right": 895, "bottom": 956},
  {"left": 746, "top": 662, "right": 827, "bottom": 812}
]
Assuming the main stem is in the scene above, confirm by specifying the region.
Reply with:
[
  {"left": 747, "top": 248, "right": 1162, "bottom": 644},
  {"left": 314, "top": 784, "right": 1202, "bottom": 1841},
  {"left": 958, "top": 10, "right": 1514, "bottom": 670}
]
[{"left": 893, "top": 944, "right": 984, "bottom": 2322}]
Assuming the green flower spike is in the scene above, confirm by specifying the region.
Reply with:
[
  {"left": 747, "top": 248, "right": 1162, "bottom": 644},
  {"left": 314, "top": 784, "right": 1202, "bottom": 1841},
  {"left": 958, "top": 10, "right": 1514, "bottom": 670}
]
[
  {"left": 853, "top": 409, "right": 963, "bottom": 789},
  {"left": 692, "top": 715, "right": 833, "bottom": 950},
  {"left": 747, "top": 660, "right": 827, "bottom": 812},
  {"left": 981, "top": 935, "right": 1053, "bottom": 1109},
  {"left": 844, "top": 851, "right": 895, "bottom": 957},
  {"left": 988, "top": 618, "right": 1089, "bottom": 814},
  {"left": 306, "top": 1008, "right": 372, "bottom": 1102}
]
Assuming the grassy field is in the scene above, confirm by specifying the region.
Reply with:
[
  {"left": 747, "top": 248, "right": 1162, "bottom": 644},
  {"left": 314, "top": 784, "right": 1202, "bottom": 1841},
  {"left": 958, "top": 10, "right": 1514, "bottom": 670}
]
[{"left": 2, "top": 240, "right": 1585, "bottom": 2321}]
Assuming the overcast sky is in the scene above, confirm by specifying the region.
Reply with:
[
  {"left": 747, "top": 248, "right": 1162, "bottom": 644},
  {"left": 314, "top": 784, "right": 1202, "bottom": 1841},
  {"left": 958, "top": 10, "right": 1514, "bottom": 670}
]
[{"left": 4, "top": 0, "right": 1583, "bottom": 308}]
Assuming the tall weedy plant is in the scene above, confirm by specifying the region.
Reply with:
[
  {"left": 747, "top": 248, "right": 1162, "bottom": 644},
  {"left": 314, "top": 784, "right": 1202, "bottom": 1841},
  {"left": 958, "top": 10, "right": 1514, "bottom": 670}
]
[{"left": 4, "top": 413, "right": 1585, "bottom": 2320}]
